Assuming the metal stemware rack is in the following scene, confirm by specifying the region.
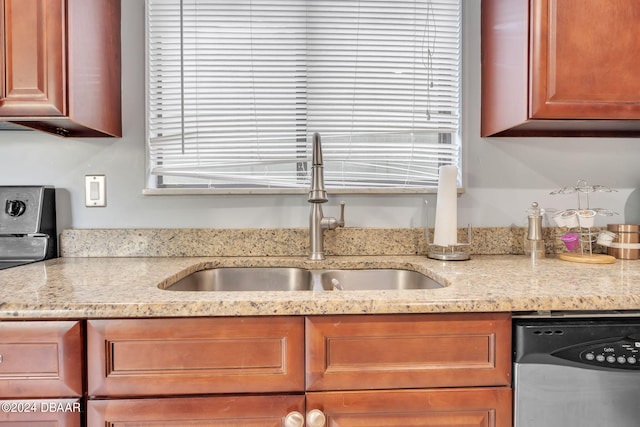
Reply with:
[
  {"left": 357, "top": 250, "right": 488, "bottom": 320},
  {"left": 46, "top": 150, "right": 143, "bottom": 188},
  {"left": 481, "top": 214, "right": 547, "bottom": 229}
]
[{"left": 550, "top": 179, "right": 618, "bottom": 263}]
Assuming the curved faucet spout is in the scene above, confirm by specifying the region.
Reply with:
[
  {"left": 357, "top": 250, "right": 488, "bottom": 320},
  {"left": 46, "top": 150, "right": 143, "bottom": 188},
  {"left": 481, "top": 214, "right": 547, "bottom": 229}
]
[
  {"left": 312, "top": 132, "right": 323, "bottom": 166},
  {"left": 308, "top": 132, "right": 328, "bottom": 203},
  {"left": 307, "top": 132, "right": 345, "bottom": 260}
]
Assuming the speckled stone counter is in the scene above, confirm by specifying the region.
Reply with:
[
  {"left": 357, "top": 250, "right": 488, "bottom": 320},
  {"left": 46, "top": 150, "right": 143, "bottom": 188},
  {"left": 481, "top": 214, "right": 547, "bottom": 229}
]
[
  {"left": 1, "top": 254, "right": 640, "bottom": 319},
  {"left": 59, "top": 226, "right": 588, "bottom": 257}
]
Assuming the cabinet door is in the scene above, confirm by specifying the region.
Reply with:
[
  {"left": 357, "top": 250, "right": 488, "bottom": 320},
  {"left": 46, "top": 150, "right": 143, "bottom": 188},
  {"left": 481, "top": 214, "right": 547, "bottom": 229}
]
[
  {"left": 0, "top": 2, "right": 4, "bottom": 102},
  {"left": 307, "top": 388, "right": 512, "bottom": 427},
  {"left": 0, "top": 321, "right": 83, "bottom": 398},
  {"left": 87, "top": 317, "right": 305, "bottom": 397},
  {"left": 0, "top": 398, "right": 81, "bottom": 426},
  {"left": 530, "top": 0, "right": 640, "bottom": 119},
  {"left": 0, "top": 0, "right": 66, "bottom": 117},
  {"left": 306, "top": 313, "right": 511, "bottom": 391},
  {"left": 87, "top": 395, "right": 305, "bottom": 427}
]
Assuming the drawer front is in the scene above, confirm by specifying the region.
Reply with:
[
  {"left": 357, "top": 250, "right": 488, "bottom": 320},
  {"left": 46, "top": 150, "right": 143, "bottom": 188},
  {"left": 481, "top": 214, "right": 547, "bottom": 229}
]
[
  {"left": 306, "top": 388, "right": 512, "bottom": 427},
  {"left": 306, "top": 313, "right": 511, "bottom": 391},
  {"left": 87, "top": 317, "right": 305, "bottom": 397},
  {"left": 0, "top": 398, "right": 81, "bottom": 426},
  {"left": 0, "top": 321, "right": 83, "bottom": 398},
  {"left": 87, "top": 395, "right": 305, "bottom": 427}
]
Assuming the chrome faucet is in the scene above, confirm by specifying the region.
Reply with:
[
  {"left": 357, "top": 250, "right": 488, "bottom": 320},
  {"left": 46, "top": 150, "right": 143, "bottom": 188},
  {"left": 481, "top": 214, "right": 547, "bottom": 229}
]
[{"left": 308, "top": 132, "right": 345, "bottom": 261}]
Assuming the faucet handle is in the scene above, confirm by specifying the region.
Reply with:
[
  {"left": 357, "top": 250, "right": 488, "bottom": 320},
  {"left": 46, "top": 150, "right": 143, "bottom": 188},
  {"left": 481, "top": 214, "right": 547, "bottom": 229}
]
[{"left": 338, "top": 201, "right": 346, "bottom": 227}]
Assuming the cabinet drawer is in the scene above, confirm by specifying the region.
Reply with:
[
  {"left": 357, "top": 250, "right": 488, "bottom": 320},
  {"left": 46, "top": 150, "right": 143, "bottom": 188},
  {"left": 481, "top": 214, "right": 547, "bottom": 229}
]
[
  {"left": 307, "top": 388, "right": 512, "bottom": 427},
  {"left": 0, "top": 321, "right": 83, "bottom": 398},
  {"left": 87, "top": 395, "right": 305, "bottom": 427},
  {"left": 306, "top": 313, "right": 511, "bottom": 391},
  {"left": 0, "top": 398, "right": 81, "bottom": 426},
  {"left": 87, "top": 317, "right": 305, "bottom": 397}
]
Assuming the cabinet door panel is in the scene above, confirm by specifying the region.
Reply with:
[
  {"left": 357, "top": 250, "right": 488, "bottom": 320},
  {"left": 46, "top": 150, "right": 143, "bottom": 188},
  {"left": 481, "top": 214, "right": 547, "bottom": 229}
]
[
  {"left": 307, "top": 388, "right": 512, "bottom": 427},
  {"left": 531, "top": 0, "right": 640, "bottom": 119},
  {"left": 0, "top": 321, "right": 83, "bottom": 398},
  {"left": 87, "top": 395, "right": 305, "bottom": 427},
  {"left": 0, "top": 0, "right": 65, "bottom": 116},
  {"left": 87, "top": 317, "right": 305, "bottom": 397},
  {"left": 306, "top": 313, "right": 511, "bottom": 391}
]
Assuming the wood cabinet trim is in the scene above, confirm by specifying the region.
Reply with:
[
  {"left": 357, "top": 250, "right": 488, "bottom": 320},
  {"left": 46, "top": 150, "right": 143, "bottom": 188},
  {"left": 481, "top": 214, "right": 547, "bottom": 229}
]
[{"left": 480, "top": 0, "right": 530, "bottom": 137}]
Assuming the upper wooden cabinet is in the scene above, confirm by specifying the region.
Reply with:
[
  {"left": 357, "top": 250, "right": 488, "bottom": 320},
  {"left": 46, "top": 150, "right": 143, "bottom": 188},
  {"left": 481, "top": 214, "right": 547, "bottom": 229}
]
[
  {"left": 0, "top": 0, "right": 121, "bottom": 137},
  {"left": 481, "top": 0, "right": 640, "bottom": 137}
]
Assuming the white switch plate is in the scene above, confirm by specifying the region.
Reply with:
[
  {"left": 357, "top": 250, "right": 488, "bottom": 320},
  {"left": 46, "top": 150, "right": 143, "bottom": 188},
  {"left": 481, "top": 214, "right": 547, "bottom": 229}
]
[{"left": 85, "top": 175, "right": 106, "bottom": 207}]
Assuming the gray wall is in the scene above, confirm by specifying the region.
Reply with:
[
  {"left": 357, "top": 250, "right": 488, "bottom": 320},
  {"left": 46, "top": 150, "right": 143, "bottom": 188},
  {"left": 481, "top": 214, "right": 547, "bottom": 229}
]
[{"left": 1, "top": 1, "right": 639, "bottom": 232}]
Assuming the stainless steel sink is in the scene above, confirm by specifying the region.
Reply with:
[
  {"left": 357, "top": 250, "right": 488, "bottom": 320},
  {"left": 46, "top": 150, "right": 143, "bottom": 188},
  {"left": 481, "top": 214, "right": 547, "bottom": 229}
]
[
  {"left": 163, "top": 267, "right": 313, "bottom": 291},
  {"left": 317, "top": 269, "right": 444, "bottom": 291},
  {"left": 161, "top": 267, "right": 444, "bottom": 292}
]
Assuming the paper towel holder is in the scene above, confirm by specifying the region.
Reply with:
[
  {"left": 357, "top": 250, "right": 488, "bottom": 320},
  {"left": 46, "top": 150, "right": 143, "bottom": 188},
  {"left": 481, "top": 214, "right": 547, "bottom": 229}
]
[
  {"left": 424, "top": 200, "right": 472, "bottom": 261},
  {"left": 426, "top": 227, "right": 472, "bottom": 260}
]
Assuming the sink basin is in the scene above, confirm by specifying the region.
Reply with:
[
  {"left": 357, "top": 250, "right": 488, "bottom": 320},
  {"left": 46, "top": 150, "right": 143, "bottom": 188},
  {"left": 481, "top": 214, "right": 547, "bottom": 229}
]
[
  {"left": 164, "top": 267, "right": 313, "bottom": 291},
  {"left": 317, "top": 269, "right": 444, "bottom": 291},
  {"left": 161, "top": 267, "right": 444, "bottom": 292}
]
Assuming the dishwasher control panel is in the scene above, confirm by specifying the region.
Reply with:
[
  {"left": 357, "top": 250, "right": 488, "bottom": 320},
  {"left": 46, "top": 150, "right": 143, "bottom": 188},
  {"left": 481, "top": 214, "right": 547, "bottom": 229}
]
[
  {"left": 568, "top": 339, "right": 640, "bottom": 369},
  {"left": 515, "top": 319, "right": 640, "bottom": 371}
]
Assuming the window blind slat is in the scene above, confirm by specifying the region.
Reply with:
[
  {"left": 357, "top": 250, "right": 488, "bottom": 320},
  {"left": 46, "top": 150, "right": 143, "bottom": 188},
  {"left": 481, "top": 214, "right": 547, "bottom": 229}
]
[{"left": 146, "top": 0, "right": 461, "bottom": 190}]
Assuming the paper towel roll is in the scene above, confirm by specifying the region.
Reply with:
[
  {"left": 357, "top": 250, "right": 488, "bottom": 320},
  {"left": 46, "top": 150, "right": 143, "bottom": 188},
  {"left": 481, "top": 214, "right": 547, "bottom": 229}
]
[{"left": 433, "top": 165, "right": 458, "bottom": 247}]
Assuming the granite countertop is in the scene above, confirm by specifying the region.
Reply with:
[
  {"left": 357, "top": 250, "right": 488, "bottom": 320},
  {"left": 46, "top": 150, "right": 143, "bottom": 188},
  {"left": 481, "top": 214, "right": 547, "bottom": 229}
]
[{"left": 2, "top": 254, "right": 640, "bottom": 319}]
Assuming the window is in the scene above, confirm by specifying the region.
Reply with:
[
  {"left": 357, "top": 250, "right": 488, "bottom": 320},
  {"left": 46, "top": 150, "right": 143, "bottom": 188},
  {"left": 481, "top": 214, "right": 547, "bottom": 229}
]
[{"left": 146, "top": 0, "right": 461, "bottom": 193}]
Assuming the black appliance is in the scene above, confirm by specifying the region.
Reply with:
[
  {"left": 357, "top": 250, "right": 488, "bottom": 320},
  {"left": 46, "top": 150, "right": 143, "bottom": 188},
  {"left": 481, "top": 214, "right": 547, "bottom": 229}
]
[{"left": 0, "top": 186, "right": 57, "bottom": 270}]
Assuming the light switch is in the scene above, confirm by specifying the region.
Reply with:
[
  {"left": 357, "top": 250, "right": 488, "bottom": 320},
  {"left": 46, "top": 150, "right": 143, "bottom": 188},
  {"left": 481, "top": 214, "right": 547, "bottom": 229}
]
[{"left": 85, "top": 175, "right": 106, "bottom": 207}]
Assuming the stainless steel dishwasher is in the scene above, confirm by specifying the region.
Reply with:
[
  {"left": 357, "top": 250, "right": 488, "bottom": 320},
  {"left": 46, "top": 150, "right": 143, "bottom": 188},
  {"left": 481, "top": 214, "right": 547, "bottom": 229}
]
[{"left": 514, "top": 316, "right": 640, "bottom": 426}]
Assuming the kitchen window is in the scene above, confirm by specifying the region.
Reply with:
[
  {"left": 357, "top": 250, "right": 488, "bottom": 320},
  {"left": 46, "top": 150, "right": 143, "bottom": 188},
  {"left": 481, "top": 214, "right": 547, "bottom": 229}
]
[{"left": 145, "top": 0, "right": 462, "bottom": 193}]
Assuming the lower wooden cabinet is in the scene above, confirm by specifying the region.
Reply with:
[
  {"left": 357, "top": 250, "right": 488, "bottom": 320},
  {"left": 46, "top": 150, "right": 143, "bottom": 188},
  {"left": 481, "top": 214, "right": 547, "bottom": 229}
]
[
  {"left": 306, "top": 313, "right": 511, "bottom": 391},
  {"left": 0, "top": 321, "right": 83, "bottom": 426},
  {"left": 85, "top": 313, "right": 512, "bottom": 426},
  {"left": 0, "top": 321, "right": 83, "bottom": 398},
  {"left": 87, "top": 395, "right": 305, "bottom": 426},
  {"left": 86, "top": 389, "right": 510, "bottom": 427},
  {"left": 86, "top": 316, "right": 305, "bottom": 397},
  {"left": 307, "top": 388, "right": 512, "bottom": 427}
]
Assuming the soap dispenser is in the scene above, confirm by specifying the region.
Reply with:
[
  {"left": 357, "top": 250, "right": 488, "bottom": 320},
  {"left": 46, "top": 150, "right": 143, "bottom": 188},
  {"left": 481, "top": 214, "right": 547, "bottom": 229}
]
[{"left": 524, "top": 202, "right": 545, "bottom": 260}]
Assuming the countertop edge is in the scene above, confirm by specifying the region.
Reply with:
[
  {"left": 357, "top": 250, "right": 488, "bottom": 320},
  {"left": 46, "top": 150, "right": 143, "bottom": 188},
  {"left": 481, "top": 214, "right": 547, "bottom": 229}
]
[{"left": 1, "top": 255, "right": 640, "bottom": 319}]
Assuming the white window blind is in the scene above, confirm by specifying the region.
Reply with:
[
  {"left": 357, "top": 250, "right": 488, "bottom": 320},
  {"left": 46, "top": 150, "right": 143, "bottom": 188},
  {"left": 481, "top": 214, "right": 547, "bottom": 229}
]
[{"left": 146, "top": 0, "right": 461, "bottom": 192}]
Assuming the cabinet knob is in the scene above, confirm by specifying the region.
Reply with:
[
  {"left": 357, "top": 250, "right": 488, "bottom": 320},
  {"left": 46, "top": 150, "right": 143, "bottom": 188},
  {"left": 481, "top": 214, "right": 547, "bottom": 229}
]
[
  {"left": 5, "top": 200, "right": 26, "bottom": 217},
  {"left": 306, "top": 409, "right": 326, "bottom": 427},
  {"left": 284, "top": 411, "right": 305, "bottom": 427}
]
